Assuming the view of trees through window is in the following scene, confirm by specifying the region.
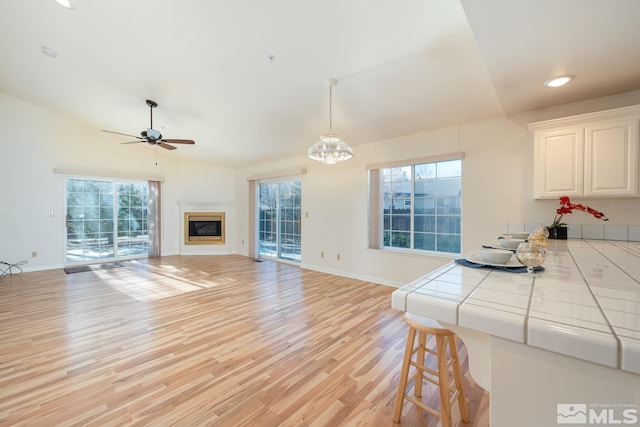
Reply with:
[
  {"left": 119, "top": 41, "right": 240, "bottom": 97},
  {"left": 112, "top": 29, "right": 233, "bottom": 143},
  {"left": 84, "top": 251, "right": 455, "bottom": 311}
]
[
  {"left": 258, "top": 180, "right": 301, "bottom": 262},
  {"left": 382, "top": 159, "right": 462, "bottom": 254},
  {"left": 66, "top": 178, "right": 149, "bottom": 263}
]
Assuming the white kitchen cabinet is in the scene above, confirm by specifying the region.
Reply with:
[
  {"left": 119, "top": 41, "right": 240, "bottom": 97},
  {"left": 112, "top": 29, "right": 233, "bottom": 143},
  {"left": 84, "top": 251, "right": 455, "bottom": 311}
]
[
  {"left": 584, "top": 118, "right": 638, "bottom": 196},
  {"left": 532, "top": 126, "right": 584, "bottom": 198},
  {"left": 529, "top": 105, "right": 640, "bottom": 199}
]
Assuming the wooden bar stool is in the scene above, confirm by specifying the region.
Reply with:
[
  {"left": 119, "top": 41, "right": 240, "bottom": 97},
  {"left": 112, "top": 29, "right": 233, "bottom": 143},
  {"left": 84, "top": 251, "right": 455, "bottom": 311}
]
[{"left": 393, "top": 313, "right": 469, "bottom": 426}]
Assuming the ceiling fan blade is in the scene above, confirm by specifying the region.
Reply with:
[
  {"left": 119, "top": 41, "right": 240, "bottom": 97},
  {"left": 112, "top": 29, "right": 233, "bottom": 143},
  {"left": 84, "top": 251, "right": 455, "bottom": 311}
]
[
  {"left": 161, "top": 138, "right": 195, "bottom": 145},
  {"left": 121, "top": 140, "right": 146, "bottom": 145},
  {"left": 102, "top": 130, "right": 143, "bottom": 139},
  {"left": 157, "top": 142, "right": 178, "bottom": 150}
]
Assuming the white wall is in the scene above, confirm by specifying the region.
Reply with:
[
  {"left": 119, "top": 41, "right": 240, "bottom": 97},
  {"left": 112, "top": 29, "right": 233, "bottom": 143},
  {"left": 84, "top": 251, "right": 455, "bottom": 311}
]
[
  {"left": 3, "top": 90, "right": 640, "bottom": 285},
  {"left": 0, "top": 93, "right": 236, "bottom": 271},
  {"left": 236, "top": 119, "right": 532, "bottom": 286},
  {"left": 236, "top": 91, "right": 640, "bottom": 286}
]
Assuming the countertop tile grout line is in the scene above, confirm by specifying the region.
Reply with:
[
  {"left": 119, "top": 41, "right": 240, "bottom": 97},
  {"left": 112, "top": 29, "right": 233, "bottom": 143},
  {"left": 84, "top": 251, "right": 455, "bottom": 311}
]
[{"left": 573, "top": 240, "right": 623, "bottom": 369}]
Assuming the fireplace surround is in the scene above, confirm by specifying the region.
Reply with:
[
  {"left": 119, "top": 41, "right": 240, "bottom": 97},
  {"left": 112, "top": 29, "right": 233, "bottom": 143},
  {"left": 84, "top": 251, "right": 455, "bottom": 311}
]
[{"left": 184, "top": 212, "right": 225, "bottom": 245}]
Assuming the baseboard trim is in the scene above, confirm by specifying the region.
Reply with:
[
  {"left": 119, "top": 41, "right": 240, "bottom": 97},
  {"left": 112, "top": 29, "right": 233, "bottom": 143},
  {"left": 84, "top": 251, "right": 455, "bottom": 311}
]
[{"left": 298, "top": 263, "right": 402, "bottom": 288}]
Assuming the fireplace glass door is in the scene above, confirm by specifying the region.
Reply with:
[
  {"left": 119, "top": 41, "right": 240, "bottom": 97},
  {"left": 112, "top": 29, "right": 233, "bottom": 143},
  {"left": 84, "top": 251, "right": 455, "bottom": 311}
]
[
  {"left": 65, "top": 178, "right": 149, "bottom": 263},
  {"left": 258, "top": 180, "right": 301, "bottom": 262}
]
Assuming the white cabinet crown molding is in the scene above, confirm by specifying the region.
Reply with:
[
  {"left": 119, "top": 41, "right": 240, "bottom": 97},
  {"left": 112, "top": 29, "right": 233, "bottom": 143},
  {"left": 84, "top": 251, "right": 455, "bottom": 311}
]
[{"left": 528, "top": 104, "right": 640, "bottom": 131}]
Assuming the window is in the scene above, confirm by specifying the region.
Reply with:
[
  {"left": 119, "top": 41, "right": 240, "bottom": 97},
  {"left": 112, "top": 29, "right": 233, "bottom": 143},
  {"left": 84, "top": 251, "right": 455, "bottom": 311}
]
[
  {"left": 369, "top": 153, "right": 463, "bottom": 255},
  {"left": 65, "top": 178, "right": 150, "bottom": 263},
  {"left": 258, "top": 180, "right": 302, "bottom": 262}
]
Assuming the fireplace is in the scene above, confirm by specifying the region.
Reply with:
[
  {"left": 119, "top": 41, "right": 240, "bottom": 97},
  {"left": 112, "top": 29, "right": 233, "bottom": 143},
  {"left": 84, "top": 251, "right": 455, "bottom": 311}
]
[{"left": 184, "top": 212, "right": 225, "bottom": 245}]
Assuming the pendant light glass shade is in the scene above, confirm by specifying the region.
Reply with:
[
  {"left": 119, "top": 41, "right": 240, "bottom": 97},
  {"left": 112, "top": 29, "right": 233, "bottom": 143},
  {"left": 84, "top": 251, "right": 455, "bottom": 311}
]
[
  {"left": 307, "top": 134, "right": 354, "bottom": 164},
  {"left": 308, "top": 79, "right": 354, "bottom": 164}
]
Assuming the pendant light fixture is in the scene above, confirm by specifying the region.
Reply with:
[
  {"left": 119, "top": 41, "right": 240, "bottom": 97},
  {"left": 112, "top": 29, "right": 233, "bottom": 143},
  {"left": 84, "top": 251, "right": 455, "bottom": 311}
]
[{"left": 307, "top": 78, "right": 354, "bottom": 164}]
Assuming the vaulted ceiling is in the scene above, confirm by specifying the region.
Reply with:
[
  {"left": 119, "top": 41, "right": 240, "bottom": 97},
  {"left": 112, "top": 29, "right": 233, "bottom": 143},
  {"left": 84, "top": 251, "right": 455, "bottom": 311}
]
[{"left": 2, "top": 0, "right": 639, "bottom": 167}]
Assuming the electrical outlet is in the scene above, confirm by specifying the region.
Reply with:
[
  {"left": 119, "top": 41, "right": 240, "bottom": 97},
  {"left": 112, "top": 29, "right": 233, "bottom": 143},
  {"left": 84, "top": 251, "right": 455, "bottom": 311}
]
[
  {"left": 321, "top": 251, "right": 324, "bottom": 258},
  {"left": 337, "top": 254, "right": 340, "bottom": 261},
  {"left": 31, "top": 251, "right": 38, "bottom": 258}
]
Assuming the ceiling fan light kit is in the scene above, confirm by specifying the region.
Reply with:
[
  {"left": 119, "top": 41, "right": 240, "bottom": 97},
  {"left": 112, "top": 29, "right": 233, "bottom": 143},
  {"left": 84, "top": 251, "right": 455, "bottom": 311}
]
[
  {"left": 307, "top": 78, "right": 354, "bottom": 165},
  {"left": 102, "top": 99, "right": 195, "bottom": 151},
  {"left": 145, "top": 128, "right": 162, "bottom": 140}
]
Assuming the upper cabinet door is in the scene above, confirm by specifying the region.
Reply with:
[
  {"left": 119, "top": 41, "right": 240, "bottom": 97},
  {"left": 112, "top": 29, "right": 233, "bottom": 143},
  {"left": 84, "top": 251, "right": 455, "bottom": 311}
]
[
  {"left": 533, "top": 127, "right": 584, "bottom": 199},
  {"left": 530, "top": 105, "right": 640, "bottom": 199},
  {"left": 584, "top": 118, "right": 638, "bottom": 197}
]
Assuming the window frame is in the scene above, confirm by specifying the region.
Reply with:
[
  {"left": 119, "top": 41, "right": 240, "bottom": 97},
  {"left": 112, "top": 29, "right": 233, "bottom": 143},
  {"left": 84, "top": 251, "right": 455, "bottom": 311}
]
[
  {"left": 256, "top": 178, "right": 302, "bottom": 263},
  {"left": 64, "top": 176, "right": 151, "bottom": 265},
  {"left": 367, "top": 152, "right": 464, "bottom": 256}
]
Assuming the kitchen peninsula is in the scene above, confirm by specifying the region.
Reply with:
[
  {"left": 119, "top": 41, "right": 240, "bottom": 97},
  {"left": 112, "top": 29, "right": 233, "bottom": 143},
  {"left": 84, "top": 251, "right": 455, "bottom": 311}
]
[{"left": 392, "top": 239, "right": 640, "bottom": 427}]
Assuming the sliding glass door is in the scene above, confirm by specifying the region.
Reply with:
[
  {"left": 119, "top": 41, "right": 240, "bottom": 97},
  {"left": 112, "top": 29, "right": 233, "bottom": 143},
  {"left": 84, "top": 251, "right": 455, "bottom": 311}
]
[
  {"left": 258, "top": 180, "right": 301, "bottom": 262},
  {"left": 65, "top": 178, "right": 149, "bottom": 264}
]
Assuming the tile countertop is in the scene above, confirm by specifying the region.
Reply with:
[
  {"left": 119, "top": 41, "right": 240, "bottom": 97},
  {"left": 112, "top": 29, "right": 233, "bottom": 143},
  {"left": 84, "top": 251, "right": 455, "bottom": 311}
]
[{"left": 391, "top": 239, "right": 640, "bottom": 375}]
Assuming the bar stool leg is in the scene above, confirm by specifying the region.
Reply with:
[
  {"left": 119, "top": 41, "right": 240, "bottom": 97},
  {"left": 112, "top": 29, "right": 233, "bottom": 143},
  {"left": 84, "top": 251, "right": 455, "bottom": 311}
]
[
  {"left": 414, "top": 330, "right": 427, "bottom": 398},
  {"left": 393, "top": 326, "right": 417, "bottom": 423},
  {"left": 436, "top": 334, "right": 453, "bottom": 427},
  {"left": 449, "top": 334, "right": 470, "bottom": 423}
]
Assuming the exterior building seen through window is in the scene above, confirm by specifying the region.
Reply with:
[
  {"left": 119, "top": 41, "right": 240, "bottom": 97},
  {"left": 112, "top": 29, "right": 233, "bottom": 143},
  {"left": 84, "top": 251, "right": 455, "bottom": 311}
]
[{"left": 382, "top": 159, "right": 461, "bottom": 254}]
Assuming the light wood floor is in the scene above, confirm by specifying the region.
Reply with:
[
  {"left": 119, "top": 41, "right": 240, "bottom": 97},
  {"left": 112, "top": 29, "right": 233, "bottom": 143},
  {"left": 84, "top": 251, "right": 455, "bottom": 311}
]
[{"left": 0, "top": 255, "right": 489, "bottom": 426}]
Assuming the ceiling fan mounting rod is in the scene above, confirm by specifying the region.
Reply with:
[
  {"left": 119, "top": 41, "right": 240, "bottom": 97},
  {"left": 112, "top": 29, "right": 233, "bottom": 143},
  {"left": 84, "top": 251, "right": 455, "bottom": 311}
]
[{"left": 146, "top": 99, "right": 157, "bottom": 129}]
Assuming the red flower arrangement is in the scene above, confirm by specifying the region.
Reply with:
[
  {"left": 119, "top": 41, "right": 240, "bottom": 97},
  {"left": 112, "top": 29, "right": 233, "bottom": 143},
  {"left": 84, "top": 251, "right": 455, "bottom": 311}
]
[{"left": 549, "top": 196, "right": 609, "bottom": 228}]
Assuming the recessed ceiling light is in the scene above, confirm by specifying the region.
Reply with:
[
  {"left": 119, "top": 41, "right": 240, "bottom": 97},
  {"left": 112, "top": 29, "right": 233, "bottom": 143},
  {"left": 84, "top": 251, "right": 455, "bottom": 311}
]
[
  {"left": 55, "top": 0, "right": 74, "bottom": 9},
  {"left": 544, "top": 75, "right": 574, "bottom": 88},
  {"left": 41, "top": 46, "right": 58, "bottom": 58}
]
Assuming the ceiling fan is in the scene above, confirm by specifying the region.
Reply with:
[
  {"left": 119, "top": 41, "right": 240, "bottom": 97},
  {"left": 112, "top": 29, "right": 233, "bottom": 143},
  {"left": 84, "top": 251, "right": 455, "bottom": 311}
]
[{"left": 102, "top": 99, "right": 195, "bottom": 150}]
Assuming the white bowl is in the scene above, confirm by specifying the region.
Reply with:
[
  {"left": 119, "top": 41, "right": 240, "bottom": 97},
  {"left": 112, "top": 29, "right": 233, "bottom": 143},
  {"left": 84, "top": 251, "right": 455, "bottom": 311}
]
[
  {"left": 499, "top": 238, "right": 526, "bottom": 250},
  {"left": 479, "top": 249, "right": 513, "bottom": 264},
  {"left": 510, "top": 231, "right": 530, "bottom": 239}
]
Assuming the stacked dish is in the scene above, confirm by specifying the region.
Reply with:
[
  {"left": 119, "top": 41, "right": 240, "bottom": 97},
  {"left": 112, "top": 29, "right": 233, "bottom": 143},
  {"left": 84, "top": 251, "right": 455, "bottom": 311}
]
[
  {"left": 465, "top": 247, "right": 522, "bottom": 267},
  {"left": 479, "top": 248, "right": 513, "bottom": 264},
  {"left": 499, "top": 238, "right": 526, "bottom": 250}
]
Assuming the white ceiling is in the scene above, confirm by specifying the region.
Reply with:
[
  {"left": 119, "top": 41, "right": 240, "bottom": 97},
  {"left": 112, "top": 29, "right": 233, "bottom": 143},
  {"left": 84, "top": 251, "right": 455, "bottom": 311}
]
[{"left": 2, "top": 0, "right": 640, "bottom": 167}]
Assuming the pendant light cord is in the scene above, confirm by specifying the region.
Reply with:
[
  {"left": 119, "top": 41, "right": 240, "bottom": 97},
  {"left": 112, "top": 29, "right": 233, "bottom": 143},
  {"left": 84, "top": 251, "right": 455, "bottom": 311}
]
[{"left": 328, "top": 83, "right": 333, "bottom": 132}]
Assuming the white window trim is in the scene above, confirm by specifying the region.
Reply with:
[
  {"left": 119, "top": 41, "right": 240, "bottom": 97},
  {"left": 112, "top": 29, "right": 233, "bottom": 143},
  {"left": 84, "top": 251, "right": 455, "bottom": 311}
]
[
  {"left": 366, "top": 152, "right": 465, "bottom": 171},
  {"left": 367, "top": 152, "right": 464, "bottom": 254}
]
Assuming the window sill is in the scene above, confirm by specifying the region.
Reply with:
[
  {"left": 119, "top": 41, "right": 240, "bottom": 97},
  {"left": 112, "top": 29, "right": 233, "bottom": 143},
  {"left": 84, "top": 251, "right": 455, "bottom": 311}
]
[{"left": 368, "top": 247, "right": 460, "bottom": 260}]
